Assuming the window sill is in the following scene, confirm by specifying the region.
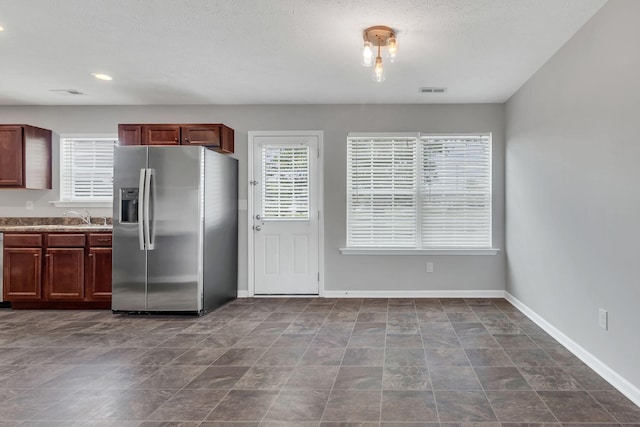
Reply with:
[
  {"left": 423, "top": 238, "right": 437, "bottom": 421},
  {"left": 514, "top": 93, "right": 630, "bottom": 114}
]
[
  {"left": 50, "top": 200, "right": 113, "bottom": 208},
  {"left": 339, "top": 247, "right": 500, "bottom": 256}
]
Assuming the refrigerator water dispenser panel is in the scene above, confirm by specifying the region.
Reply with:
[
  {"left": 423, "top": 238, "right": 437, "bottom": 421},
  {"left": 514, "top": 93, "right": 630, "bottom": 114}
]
[{"left": 120, "top": 188, "right": 139, "bottom": 223}]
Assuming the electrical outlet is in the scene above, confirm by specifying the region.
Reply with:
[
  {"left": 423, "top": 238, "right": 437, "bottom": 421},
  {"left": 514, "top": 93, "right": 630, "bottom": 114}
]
[
  {"left": 598, "top": 308, "right": 608, "bottom": 330},
  {"left": 26, "top": 201, "right": 34, "bottom": 211},
  {"left": 426, "top": 262, "right": 434, "bottom": 273}
]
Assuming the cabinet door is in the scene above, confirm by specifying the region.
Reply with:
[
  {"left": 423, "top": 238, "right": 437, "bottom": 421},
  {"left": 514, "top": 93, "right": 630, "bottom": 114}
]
[
  {"left": 181, "top": 124, "right": 221, "bottom": 148},
  {"left": 3, "top": 248, "right": 42, "bottom": 300},
  {"left": 0, "top": 126, "right": 24, "bottom": 187},
  {"left": 118, "top": 125, "right": 142, "bottom": 146},
  {"left": 86, "top": 247, "right": 112, "bottom": 300},
  {"left": 44, "top": 248, "right": 85, "bottom": 300},
  {"left": 142, "top": 125, "right": 181, "bottom": 145}
]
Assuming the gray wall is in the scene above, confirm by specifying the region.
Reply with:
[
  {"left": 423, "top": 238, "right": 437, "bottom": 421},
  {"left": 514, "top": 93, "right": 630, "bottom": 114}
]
[
  {"left": 0, "top": 104, "right": 505, "bottom": 293},
  {"left": 506, "top": 0, "right": 640, "bottom": 389}
]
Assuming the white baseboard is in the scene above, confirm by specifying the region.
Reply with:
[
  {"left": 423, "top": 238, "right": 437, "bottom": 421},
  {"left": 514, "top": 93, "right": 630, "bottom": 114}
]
[
  {"left": 322, "top": 290, "right": 506, "bottom": 298},
  {"left": 238, "top": 290, "right": 505, "bottom": 299},
  {"left": 236, "top": 292, "right": 318, "bottom": 298},
  {"left": 505, "top": 292, "right": 640, "bottom": 407},
  {"left": 237, "top": 290, "right": 505, "bottom": 298}
]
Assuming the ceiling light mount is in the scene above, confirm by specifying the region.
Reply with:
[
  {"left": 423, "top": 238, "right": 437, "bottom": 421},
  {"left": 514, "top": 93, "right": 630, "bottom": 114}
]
[
  {"left": 362, "top": 25, "right": 398, "bottom": 83},
  {"left": 363, "top": 26, "right": 396, "bottom": 47}
]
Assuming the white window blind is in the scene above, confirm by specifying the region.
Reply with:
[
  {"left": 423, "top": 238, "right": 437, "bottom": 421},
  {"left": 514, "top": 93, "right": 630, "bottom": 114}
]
[
  {"left": 346, "top": 133, "right": 491, "bottom": 249},
  {"left": 60, "top": 137, "right": 115, "bottom": 201},
  {"left": 347, "top": 136, "right": 418, "bottom": 247},
  {"left": 261, "top": 145, "right": 310, "bottom": 219},
  {"left": 420, "top": 135, "right": 491, "bottom": 247}
]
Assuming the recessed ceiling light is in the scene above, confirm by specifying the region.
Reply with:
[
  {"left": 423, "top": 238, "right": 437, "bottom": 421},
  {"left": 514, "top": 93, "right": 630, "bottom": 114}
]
[
  {"left": 0, "top": 25, "right": 4, "bottom": 32},
  {"left": 91, "top": 73, "right": 112, "bottom": 81}
]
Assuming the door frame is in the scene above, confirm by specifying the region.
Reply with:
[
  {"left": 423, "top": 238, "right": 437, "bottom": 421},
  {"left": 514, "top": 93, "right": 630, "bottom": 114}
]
[{"left": 247, "top": 130, "right": 324, "bottom": 297}]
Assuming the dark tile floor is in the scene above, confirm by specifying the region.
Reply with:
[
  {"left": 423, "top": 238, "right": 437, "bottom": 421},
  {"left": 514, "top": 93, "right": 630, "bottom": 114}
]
[{"left": 0, "top": 298, "right": 639, "bottom": 426}]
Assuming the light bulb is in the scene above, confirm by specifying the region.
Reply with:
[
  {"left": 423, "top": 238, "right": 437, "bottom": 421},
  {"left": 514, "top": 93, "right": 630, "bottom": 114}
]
[
  {"left": 387, "top": 36, "right": 398, "bottom": 62},
  {"left": 362, "top": 41, "right": 373, "bottom": 67},
  {"left": 373, "top": 56, "right": 385, "bottom": 83},
  {"left": 91, "top": 73, "right": 113, "bottom": 81}
]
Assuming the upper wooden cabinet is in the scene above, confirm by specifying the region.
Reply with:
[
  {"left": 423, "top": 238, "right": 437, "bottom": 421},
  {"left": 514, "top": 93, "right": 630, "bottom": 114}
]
[
  {"left": 0, "top": 125, "right": 52, "bottom": 189},
  {"left": 118, "top": 124, "right": 141, "bottom": 147},
  {"left": 118, "top": 123, "right": 234, "bottom": 153},
  {"left": 142, "top": 124, "right": 181, "bottom": 145}
]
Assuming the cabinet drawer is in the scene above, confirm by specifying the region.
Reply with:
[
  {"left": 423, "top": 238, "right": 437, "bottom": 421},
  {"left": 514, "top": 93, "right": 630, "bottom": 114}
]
[
  {"left": 47, "top": 234, "right": 86, "bottom": 247},
  {"left": 4, "top": 234, "right": 42, "bottom": 247},
  {"left": 89, "top": 233, "right": 112, "bottom": 247}
]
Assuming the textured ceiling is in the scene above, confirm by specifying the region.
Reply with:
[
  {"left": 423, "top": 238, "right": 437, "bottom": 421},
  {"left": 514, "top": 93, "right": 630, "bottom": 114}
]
[{"left": 0, "top": 0, "right": 606, "bottom": 105}]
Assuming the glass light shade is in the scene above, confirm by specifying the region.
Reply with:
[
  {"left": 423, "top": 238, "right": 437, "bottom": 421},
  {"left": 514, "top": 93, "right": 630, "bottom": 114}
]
[
  {"left": 362, "top": 41, "right": 373, "bottom": 67},
  {"left": 373, "top": 56, "right": 385, "bottom": 82},
  {"left": 387, "top": 36, "right": 398, "bottom": 62}
]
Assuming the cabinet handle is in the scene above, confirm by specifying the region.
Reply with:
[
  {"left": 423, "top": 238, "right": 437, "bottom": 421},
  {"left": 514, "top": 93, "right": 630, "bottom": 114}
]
[
  {"left": 184, "top": 138, "right": 189, "bottom": 142},
  {"left": 88, "top": 254, "right": 94, "bottom": 257},
  {"left": 97, "top": 238, "right": 110, "bottom": 242},
  {"left": 45, "top": 254, "right": 50, "bottom": 257},
  {"left": 174, "top": 137, "right": 178, "bottom": 141},
  {"left": 34, "top": 253, "right": 38, "bottom": 257}
]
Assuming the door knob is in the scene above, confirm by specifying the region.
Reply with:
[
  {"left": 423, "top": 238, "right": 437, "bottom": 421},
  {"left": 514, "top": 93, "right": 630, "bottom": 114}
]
[{"left": 254, "top": 225, "right": 262, "bottom": 231}]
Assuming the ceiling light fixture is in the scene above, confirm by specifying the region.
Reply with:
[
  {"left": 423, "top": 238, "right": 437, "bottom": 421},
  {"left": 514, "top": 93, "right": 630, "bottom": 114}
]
[
  {"left": 0, "top": 25, "right": 4, "bottom": 32},
  {"left": 91, "top": 73, "right": 112, "bottom": 81},
  {"left": 361, "top": 25, "right": 398, "bottom": 83}
]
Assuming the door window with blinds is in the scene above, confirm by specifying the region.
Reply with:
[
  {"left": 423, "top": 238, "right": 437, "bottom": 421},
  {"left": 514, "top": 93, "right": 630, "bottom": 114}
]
[
  {"left": 346, "top": 133, "right": 491, "bottom": 249},
  {"left": 60, "top": 137, "right": 116, "bottom": 202},
  {"left": 261, "top": 145, "right": 310, "bottom": 220}
]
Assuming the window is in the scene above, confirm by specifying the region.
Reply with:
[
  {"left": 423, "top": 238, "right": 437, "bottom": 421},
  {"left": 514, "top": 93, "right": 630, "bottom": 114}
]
[
  {"left": 261, "top": 145, "right": 310, "bottom": 219},
  {"left": 59, "top": 137, "right": 116, "bottom": 203},
  {"left": 346, "top": 133, "right": 492, "bottom": 250}
]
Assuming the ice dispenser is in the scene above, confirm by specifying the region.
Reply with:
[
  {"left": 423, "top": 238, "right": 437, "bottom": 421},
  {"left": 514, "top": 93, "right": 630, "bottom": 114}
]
[{"left": 120, "top": 188, "right": 139, "bottom": 223}]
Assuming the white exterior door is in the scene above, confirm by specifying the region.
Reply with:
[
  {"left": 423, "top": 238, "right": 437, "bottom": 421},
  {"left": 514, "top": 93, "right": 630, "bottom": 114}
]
[{"left": 250, "top": 132, "right": 321, "bottom": 295}]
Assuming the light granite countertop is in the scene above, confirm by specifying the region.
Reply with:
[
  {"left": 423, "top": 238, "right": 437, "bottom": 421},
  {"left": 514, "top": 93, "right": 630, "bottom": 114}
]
[
  {"left": 0, "top": 224, "right": 112, "bottom": 232},
  {"left": 0, "top": 217, "right": 112, "bottom": 233}
]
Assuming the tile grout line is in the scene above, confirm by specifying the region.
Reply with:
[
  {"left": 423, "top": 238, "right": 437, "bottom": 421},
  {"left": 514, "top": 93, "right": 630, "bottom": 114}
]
[
  {"left": 420, "top": 298, "right": 441, "bottom": 425},
  {"left": 496, "top": 303, "right": 562, "bottom": 425},
  {"left": 257, "top": 298, "right": 328, "bottom": 425},
  {"left": 318, "top": 298, "right": 360, "bottom": 424},
  {"left": 189, "top": 300, "right": 275, "bottom": 424},
  {"left": 449, "top": 301, "right": 499, "bottom": 424}
]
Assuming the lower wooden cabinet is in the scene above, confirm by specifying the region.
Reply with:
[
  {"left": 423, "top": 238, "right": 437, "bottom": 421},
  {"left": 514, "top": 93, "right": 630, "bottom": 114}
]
[
  {"left": 2, "top": 231, "right": 112, "bottom": 307},
  {"left": 45, "top": 248, "right": 85, "bottom": 300},
  {"left": 3, "top": 248, "right": 42, "bottom": 300},
  {"left": 87, "top": 247, "right": 112, "bottom": 300}
]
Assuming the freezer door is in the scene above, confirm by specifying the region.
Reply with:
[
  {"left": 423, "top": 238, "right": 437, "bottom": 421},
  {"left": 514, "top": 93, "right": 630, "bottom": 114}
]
[
  {"left": 146, "top": 146, "right": 204, "bottom": 312},
  {"left": 112, "top": 146, "right": 148, "bottom": 311}
]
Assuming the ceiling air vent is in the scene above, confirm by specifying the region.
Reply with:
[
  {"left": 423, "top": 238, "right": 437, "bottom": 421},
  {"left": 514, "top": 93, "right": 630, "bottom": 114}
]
[
  {"left": 50, "top": 89, "right": 86, "bottom": 95},
  {"left": 419, "top": 87, "right": 447, "bottom": 94}
]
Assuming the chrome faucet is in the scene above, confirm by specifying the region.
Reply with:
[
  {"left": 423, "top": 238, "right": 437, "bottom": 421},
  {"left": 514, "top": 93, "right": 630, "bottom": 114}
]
[{"left": 64, "top": 209, "right": 92, "bottom": 225}]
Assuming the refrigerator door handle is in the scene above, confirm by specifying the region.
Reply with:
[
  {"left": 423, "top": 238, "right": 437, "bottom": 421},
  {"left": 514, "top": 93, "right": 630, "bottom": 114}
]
[
  {"left": 144, "top": 168, "right": 156, "bottom": 250},
  {"left": 138, "top": 168, "right": 147, "bottom": 251}
]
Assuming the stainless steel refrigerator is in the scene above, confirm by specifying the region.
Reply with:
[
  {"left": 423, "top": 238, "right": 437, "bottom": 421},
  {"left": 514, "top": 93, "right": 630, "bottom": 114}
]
[{"left": 112, "top": 145, "right": 238, "bottom": 315}]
